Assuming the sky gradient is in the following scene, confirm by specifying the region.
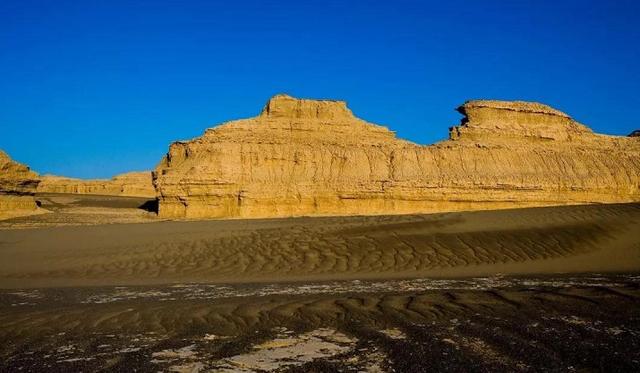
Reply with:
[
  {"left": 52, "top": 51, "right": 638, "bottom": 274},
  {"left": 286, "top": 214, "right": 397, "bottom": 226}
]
[{"left": 1, "top": 0, "right": 639, "bottom": 178}]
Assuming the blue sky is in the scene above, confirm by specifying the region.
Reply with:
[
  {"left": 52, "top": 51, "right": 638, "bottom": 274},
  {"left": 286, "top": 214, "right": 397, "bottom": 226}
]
[{"left": 1, "top": 0, "right": 638, "bottom": 178}]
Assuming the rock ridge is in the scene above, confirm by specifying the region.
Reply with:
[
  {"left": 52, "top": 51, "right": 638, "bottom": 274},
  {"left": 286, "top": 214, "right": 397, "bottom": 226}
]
[
  {"left": 0, "top": 150, "right": 41, "bottom": 218},
  {"left": 37, "top": 171, "right": 155, "bottom": 197},
  {"left": 460, "top": 100, "right": 571, "bottom": 118},
  {"left": 450, "top": 100, "right": 593, "bottom": 142},
  {"left": 259, "top": 94, "right": 354, "bottom": 120},
  {"left": 153, "top": 95, "right": 640, "bottom": 219}
]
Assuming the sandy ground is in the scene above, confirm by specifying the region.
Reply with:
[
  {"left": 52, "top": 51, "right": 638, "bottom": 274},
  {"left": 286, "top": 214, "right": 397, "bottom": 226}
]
[
  {"left": 1, "top": 195, "right": 639, "bottom": 371},
  {"left": 0, "top": 193, "right": 159, "bottom": 228},
  {"left": 0, "top": 197, "right": 638, "bottom": 288},
  {"left": 1, "top": 275, "right": 639, "bottom": 371}
]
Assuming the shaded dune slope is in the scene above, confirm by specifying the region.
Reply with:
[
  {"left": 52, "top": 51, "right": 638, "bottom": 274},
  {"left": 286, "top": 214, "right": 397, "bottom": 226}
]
[{"left": 1, "top": 203, "right": 638, "bottom": 288}]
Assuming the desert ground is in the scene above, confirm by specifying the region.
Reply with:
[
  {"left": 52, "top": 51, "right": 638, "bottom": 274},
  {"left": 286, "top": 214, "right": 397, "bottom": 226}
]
[{"left": 0, "top": 195, "right": 639, "bottom": 371}]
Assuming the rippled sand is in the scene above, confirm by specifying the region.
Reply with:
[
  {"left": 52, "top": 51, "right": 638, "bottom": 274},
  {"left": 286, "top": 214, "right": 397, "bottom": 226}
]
[
  {"left": 0, "top": 201, "right": 638, "bottom": 288},
  {"left": 1, "top": 275, "right": 639, "bottom": 371},
  {"left": 1, "top": 197, "right": 639, "bottom": 371}
]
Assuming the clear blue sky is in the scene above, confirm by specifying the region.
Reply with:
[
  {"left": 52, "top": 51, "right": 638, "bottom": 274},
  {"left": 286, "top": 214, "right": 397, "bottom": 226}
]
[{"left": 1, "top": 0, "right": 638, "bottom": 178}]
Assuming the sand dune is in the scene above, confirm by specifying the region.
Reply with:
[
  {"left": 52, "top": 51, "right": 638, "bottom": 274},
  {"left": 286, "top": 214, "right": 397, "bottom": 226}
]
[
  {"left": 1, "top": 197, "right": 639, "bottom": 371},
  {"left": 0, "top": 202, "right": 638, "bottom": 288}
]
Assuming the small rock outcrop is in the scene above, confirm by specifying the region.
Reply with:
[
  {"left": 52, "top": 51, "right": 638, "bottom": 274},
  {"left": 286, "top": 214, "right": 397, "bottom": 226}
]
[
  {"left": 153, "top": 95, "right": 640, "bottom": 218},
  {"left": 450, "top": 100, "right": 593, "bottom": 142},
  {"left": 629, "top": 130, "right": 640, "bottom": 137},
  {"left": 0, "top": 150, "right": 41, "bottom": 218},
  {"left": 37, "top": 171, "right": 155, "bottom": 197}
]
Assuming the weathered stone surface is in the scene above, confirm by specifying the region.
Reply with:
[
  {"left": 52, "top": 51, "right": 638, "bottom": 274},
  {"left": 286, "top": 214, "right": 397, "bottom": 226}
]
[
  {"left": 0, "top": 150, "right": 41, "bottom": 218},
  {"left": 37, "top": 171, "right": 155, "bottom": 198},
  {"left": 153, "top": 95, "right": 640, "bottom": 219}
]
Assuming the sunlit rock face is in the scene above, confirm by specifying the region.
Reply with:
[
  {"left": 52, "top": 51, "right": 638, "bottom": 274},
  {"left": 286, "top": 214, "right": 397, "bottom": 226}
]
[
  {"left": 0, "top": 150, "right": 40, "bottom": 217},
  {"left": 450, "top": 100, "right": 592, "bottom": 142},
  {"left": 37, "top": 171, "right": 155, "bottom": 198},
  {"left": 153, "top": 94, "right": 640, "bottom": 219}
]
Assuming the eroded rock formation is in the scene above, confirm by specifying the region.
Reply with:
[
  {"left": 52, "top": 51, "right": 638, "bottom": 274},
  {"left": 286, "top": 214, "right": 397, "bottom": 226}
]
[
  {"left": 37, "top": 171, "right": 155, "bottom": 198},
  {"left": 0, "top": 150, "right": 41, "bottom": 218},
  {"left": 153, "top": 94, "right": 640, "bottom": 218}
]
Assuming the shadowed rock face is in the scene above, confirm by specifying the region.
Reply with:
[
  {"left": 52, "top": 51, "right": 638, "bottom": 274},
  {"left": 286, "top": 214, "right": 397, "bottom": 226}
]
[
  {"left": 153, "top": 95, "right": 640, "bottom": 219},
  {"left": 630, "top": 130, "right": 640, "bottom": 137},
  {"left": 0, "top": 150, "right": 40, "bottom": 217},
  {"left": 37, "top": 171, "right": 155, "bottom": 198}
]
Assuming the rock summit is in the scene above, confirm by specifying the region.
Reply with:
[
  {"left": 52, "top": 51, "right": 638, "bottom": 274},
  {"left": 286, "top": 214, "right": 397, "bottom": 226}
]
[{"left": 153, "top": 95, "right": 640, "bottom": 218}]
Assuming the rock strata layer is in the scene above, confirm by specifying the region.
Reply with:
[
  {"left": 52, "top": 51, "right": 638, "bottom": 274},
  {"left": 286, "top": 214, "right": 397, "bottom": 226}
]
[
  {"left": 37, "top": 171, "right": 155, "bottom": 198},
  {"left": 0, "top": 150, "right": 41, "bottom": 218},
  {"left": 153, "top": 94, "right": 640, "bottom": 218}
]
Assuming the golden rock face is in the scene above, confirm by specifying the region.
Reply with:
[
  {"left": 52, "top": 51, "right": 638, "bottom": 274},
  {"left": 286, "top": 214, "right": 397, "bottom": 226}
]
[
  {"left": 0, "top": 150, "right": 40, "bottom": 217},
  {"left": 37, "top": 171, "right": 155, "bottom": 198},
  {"left": 151, "top": 94, "right": 638, "bottom": 219},
  {"left": 259, "top": 94, "right": 354, "bottom": 120},
  {"left": 451, "top": 100, "right": 591, "bottom": 142}
]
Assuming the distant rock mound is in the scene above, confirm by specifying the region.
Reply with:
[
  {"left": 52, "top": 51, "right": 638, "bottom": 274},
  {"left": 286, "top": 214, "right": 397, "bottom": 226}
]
[
  {"left": 37, "top": 171, "right": 155, "bottom": 198},
  {"left": 629, "top": 130, "right": 640, "bottom": 137},
  {"left": 153, "top": 95, "right": 640, "bottom": 218},
  {"left": 0, "top": 150, "right": 41, "bottom": 218}
]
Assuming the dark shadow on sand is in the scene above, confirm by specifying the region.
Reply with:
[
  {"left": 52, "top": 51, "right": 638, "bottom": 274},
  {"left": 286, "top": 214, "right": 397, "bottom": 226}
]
[{"left": 138, "top": 199, "right": 158, "bottom": 213}]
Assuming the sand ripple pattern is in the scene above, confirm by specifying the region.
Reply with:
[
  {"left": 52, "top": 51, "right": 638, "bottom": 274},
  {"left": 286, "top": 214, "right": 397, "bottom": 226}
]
[
  {"left": 0, "top": 203, "right": 638, "bottom": 287},
  {"left": 1, "top": 276, "right": 639, "bottom": 371}
]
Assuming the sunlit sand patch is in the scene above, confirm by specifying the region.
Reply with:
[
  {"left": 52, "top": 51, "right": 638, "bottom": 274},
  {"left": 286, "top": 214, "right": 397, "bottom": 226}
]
[
  {"left": 73, "top": 274, "right": 640, "bottom": 305},
  {"left": 214, "top": 328, "right": 357, "bottom": 372},
  {"left": 442, "top": 338, "right": 458, "bottom": 346},
  {"left": 31, "top": 332, "right": 168, "bottom": 367},
  {"left": 544, "top": 315, "right": 636, "bottom": 337},
  {"left": 380, "top": 328, "right": 407, "bottom": 340},
  {"left": 54, "top": 344, "right": 86, "bottom": 363},
  {"left": 8, "top": 290, "right": 43, "bottom": 299},
  {"left": 203, "top": 333, "right": 230, "bottom": 341},
  {"left": 453, "top": 335, "right": 529, "bottom": 369},
  {"left": 81, "top": 289, "right": 173, "bottom": 304},
  {"left": 56, "top": 344, "right": 76, "bottom": 354},
  {"left": 117, "top": 347, "right": 142, "bottom": 353},
  {"left": 167, "top": 362, "right": 205, "bottom": 373},
  {"left": 57, "top": 357, "right": 95, "bottom": 363},
  {"left": 606, "top": 327, "right": 625, "bottom": 336},
  {"left": 349, "top": 349, "right": 387, "bottom": 372},
  {"left": 151, "top": 344, "right": 198, "bottom": 362},
  {"left": 7, "top": 289, "right": 43, "bottom": 306}
]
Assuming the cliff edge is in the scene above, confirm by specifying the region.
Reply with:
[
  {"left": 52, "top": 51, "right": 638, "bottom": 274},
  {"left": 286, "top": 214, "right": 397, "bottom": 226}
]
[
  {"left": 153, "top": 95, "right": 640, "bottom": 218},
  {"left": 0, "top": 150, "right": 41, "bottom": 218}
]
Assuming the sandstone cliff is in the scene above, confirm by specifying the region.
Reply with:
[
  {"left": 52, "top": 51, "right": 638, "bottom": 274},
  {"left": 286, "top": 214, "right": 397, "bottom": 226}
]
[
  {"left": 0, "top": 150, "right": 41, "bottom": 218},
  {"left": 37, "top": 171, "right": 155, "bottom": 198},
  {"left": 153, "top": 94, "right": 640, "bottom": 218}
]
